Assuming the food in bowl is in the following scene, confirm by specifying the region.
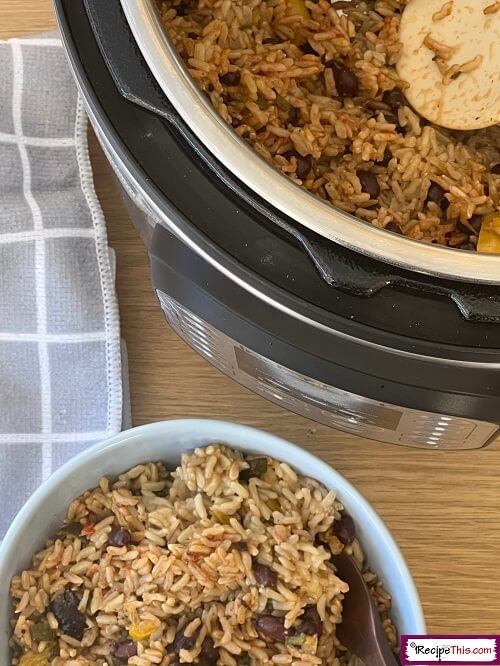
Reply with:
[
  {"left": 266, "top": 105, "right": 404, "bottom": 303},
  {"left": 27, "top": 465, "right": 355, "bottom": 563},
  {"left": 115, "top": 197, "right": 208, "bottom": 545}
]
[
  {"left": 158, "top": 0, "right": 500, "bottom": 252},
  {"left": 9, "top": 445, "right": 396, "bottom": 665}
]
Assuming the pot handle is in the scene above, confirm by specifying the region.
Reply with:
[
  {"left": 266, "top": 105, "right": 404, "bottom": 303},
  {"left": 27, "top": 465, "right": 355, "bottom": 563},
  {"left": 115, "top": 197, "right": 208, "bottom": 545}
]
[
  {"left": 302, "top": 236, "right": 500, "bottom": 323},
  {"left": 83, "top": 0, "right": 180, "bottom": 125}
]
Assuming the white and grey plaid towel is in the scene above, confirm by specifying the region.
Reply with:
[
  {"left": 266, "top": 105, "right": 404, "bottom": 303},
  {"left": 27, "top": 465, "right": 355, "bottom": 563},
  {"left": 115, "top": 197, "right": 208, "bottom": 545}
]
[{"left": 0, "top": 36, "right": 129, "bottom": 538}]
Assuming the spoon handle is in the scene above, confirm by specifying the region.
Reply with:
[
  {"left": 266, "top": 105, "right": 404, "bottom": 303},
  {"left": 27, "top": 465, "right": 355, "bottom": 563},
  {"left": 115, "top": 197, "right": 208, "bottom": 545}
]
[{"left": 362, "top": 614, "right": 399, "bottom": 666}]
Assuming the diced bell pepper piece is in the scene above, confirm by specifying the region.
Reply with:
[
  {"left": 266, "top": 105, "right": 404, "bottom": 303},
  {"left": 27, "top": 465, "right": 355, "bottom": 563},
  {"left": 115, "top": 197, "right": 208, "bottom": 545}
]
[
  {"left": 477, "top": 213, "right": 500, "bottom": 253},
  {"left": 287, "top": 0, "right": 309, "bottom": 18}
]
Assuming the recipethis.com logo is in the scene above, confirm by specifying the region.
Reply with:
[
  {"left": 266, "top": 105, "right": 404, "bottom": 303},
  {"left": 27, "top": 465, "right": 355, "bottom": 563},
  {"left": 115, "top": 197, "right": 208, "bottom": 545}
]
[{"left": 401, "top": 636, "right": 500, "bottom": 665}]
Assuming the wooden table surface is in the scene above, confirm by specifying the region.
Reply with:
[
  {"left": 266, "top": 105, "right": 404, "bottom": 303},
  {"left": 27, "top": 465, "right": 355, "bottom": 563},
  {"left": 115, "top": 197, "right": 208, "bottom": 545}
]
[{"left": 3, "top": 0, "right": 500, "bottom": 640}]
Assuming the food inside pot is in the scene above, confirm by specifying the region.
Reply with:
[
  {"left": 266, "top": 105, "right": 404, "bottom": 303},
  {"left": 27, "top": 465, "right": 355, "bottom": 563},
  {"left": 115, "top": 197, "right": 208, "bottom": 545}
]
[{"left": 158, "top": 0, "right": 500, "bottom": 252}]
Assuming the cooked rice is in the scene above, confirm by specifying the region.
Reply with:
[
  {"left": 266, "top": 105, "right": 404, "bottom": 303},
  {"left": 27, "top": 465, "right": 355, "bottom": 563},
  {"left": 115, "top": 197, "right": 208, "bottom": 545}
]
[
  {"left": 158, "top": 0, "right": 500, "bottom": 250},
  {"left": 484, "top": 2, "right": 500, "bottom": 15},
  {"left": 9, "top": 445, "right": 396, "bottom": 665},
  {"left": 432, "top": 2, "right": 453, "bottom": 22}
]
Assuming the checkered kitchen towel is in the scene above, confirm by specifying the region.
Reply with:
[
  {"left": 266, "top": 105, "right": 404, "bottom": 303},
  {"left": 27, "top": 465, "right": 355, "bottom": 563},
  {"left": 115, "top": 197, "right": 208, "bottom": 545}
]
[{"left": 0, "top": 35, "right": 129, "bottom": 538}]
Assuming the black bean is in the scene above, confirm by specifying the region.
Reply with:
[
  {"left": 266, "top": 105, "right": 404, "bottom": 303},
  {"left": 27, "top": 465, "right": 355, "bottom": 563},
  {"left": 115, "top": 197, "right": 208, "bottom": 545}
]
[
  {"left": 426, "top": 181, "right": 449, "bottom": 210},
  {"left": 300, "top": 41, "right": 317, "bottom": 55},
  {"left": 233, "top": 541, "right": 248, "bottom": 551},
  {"left": 296, "top": 604, "right": 322, "bottom": 636},
  {"left": 491, "top": 163, "right": 500, "bottom": 175},
  {"left": 171, "top": 629, "right": 197, "bottom": 653},
  {"left": 330, "top": 61, "right": 359, "bottom": 98},
  {"left": 385, "top": 113, "right": 405, "bottom": 134},
  {"left": 296, "top": 154, "right": 313, "bottom": 180},
  {"left": 220, "top": 71, "right": 241, "bottom": 86},
  {"left": 385, "top": 221, "right": 402, "bottom": 235},
  {"left": 108, "top": 527, "right": 131, "bottom": 547},
  {"left": 288, "top": 106, "right": 301, "bottom": 126},
  {"left": 198, "top": 636, "right": 219, "bottom": 664},
  {"left": 50, "top": 590, "right": 86, "bottom": 640},
  {"left": 469, "top": 214, "right": 483, "bottom": 232},
  {"left": 282, "top": 149, "right": 299, "bottom": 161},
  {"left": 252, "top": 561, "right": 278, "bottom": 589},
  {"left": 333, "top": 513, "right": 355, "bottom": 545},
  {"left": 255, "top": 615, "right": 287, "bottom": 642},
  {"left": 357, "top": 169, "right": 380, "bottom": 199},
  {"left": 282, "top": 150, "right": 313, "bottom": 179},
  {"left": 459, "top": 242, "right": 476, "bottom": 251},
  {"left": 458, "top": 215, "right": 482, "bottom": 235},
  {"left": 238, "top": 653, "right": 252, "bottom": 666},
  {"left": 231, "top": 117, "right": 242, "bottom": 128},
  {"left": 377, "top": 149, "right": 392, "bottom": 167},
  {"left": 71, "top": 589, "right": 83, "bottom": 604},
  {"left": 240, "top": 457, "right": 268, "bottom": 481},
  {"left": 382, "top": 87, "right": 406, "bottom": 112},
  {"left": 114, "top": 640, "right": 137, "bottom": 660}
]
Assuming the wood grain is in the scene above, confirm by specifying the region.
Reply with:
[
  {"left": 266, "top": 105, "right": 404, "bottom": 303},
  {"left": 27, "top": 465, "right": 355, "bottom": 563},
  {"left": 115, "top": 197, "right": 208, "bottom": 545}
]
[{"left": 4, "top": 0, "right": 500, "bottom": 637}]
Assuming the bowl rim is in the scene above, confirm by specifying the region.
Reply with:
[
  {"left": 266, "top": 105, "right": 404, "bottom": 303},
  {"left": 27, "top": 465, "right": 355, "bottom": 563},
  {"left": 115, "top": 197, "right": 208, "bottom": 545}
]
[{"left": 0, "top": 419, "right": 426, "bottom": 638}]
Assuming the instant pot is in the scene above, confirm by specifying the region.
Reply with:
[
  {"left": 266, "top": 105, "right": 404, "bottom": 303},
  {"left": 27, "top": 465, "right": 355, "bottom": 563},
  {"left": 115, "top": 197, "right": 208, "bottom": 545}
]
[{"left": 54, "top": 0, "right": 500, "bottom": 450}]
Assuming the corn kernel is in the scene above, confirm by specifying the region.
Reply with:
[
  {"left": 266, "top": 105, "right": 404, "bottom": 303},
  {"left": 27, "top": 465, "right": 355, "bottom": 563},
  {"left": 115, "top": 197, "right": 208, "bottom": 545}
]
[{"left": 129, "top": 619, "right": 158, "bottom": 641}]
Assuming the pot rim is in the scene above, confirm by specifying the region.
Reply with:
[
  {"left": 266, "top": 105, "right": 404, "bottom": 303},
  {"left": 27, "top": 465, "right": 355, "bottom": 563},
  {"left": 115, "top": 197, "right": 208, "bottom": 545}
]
[{"left": 119, "top": 0, "right": 500, "bottom": 284}]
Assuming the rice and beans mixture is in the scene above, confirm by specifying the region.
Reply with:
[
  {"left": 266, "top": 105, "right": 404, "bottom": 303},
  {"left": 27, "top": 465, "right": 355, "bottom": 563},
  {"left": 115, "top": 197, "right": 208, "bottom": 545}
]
[
  {"left": 158, "top": 0, "right": 500, "bottom": 251},
  {"left": 10, "top": 445, "right": 396, "bottom": 665}
]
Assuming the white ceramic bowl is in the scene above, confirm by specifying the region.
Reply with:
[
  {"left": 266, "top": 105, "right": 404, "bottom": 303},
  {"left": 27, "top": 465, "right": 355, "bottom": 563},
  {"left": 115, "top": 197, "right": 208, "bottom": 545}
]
[{"left": 0, "top": 419, "right": 425, "bottom": 660}]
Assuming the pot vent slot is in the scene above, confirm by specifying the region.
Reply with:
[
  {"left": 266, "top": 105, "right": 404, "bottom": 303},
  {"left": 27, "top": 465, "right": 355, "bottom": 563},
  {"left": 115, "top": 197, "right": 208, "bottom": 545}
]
[{"left": 157, "top": 291, "right": 235, "bottom": 376}]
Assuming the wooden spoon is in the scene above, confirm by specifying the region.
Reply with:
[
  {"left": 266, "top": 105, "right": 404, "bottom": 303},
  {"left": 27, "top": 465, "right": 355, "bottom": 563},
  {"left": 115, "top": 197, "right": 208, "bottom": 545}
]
[
  {"left": 397, "top": 0, "right": 500, "bottom": 130},
  {"left": 332, "top": 552, "right": 399, "bottom": 666}
]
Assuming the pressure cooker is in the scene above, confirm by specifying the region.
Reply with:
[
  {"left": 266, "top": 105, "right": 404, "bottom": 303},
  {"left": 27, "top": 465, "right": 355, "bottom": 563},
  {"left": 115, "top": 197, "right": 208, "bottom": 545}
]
[{"left": 54, "top": 0, "right": 500, "bottom": 450}]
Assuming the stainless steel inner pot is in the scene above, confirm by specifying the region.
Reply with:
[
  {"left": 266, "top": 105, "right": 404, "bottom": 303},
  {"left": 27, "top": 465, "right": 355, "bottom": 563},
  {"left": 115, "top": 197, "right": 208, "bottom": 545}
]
[{"left": 120, "top": 0, "right": 500, "bottom": 285}]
